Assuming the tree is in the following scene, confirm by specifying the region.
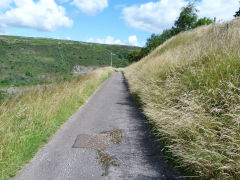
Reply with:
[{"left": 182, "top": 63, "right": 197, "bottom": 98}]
[
  {"left": 174, "top": 2, "right": 198, "bottom": 33},
  {"left": 127, "top": 50, "right": 141, "bottom": 62},
  {"left": 145, "top": 29, "right": 174, "bottom": 52},
  {"left": 234, "top": 8, "right": 240, "bottom": 17},
  {"left": 126, "top": 1, "right": 213, "bottom": 63},
  {"left": 193, "top": 17, "right": 213, "bottom": 28}
]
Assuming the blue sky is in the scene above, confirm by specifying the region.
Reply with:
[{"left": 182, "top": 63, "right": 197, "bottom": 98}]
[{"left": 0, "top": 0, "right": 238, "bottom": 46}]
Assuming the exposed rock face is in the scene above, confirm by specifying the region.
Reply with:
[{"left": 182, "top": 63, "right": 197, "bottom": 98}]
[{"left": 72, "top": 65, "right": 97, "bottom": 75}]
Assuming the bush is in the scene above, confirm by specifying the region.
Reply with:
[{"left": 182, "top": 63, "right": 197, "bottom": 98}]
[
  {"left": 25, "top": 71, "right": 33, "bottom": 77},
  {"left": 0, "top": 90, "right": 6, "bottom": 102},
  {"left": 127, "top": 50, "right": 142, "bottom": 62},
  {"left": 193, "top": 17, "right": 213, "bottom": 28}
]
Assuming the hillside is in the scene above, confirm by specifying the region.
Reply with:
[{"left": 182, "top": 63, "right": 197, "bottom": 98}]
[
  {"left": 0, "top": 35, "right": 139, "bottom": 86},
  {"left": 124, "top": 19, "right": 240, "bottom": 179}
]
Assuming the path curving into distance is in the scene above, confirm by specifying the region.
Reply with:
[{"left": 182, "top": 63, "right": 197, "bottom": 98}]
[{"left": 15, "top": 72, "right": 180, "bottom": 180}]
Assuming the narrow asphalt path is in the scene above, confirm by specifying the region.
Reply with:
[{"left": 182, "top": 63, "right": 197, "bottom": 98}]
[{"left": 15, "top": 72, "right": 180, "bottom": 180}]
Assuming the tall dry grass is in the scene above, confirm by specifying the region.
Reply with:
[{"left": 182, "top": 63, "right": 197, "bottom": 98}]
[
  {"left": 124, "top": 19, "right": 240, "bottom": 179},
  {"left": 0, "top": 68, "right": 112, "bottom": 179}
]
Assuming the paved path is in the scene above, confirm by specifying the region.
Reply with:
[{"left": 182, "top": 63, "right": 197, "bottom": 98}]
[{"left": 15, "top": 72, "right": 180, "bottom": 180}]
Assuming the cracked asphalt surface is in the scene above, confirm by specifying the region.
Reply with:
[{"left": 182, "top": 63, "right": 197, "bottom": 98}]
[{"left": 14, "top": 72, "right": 180, "bottom": 180}]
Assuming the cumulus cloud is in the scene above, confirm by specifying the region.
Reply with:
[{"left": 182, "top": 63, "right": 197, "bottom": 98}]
[
  {"left": 122, "top": 0, "right": 185, "bottom": 33},
  {"left": 0, "top": 0, "right": 73, "bottom": 31},
  {"left": 87, "top": 36, "right": 124, "bottom": 45},
  {"left": 72, "top": 0, "right": 108, "bottom": 15},
  {"left": 128, "top": 35, "right": 139, "bottom": 46},
  {"left": 197, "top": 0, "right": 239, "bottom": 21},
  {"left": 0, "top": 0, "right": 13, "bottom": 11},
  {"left": 87, "top": 35, "right": 143, "bottom": 46},
  {"left": 65, "top": 36, "right": 71, "bottom": 40},
  {"left": 122, "top": 0, "right": 239, "bottom": 33}
]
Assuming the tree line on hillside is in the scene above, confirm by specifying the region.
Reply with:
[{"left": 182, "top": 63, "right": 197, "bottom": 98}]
[{"left": 127, "top": 2, "right": 213, "bottom": 62}]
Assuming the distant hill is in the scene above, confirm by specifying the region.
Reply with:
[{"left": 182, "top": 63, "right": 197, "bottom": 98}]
[{"left": 0, "top": 35, "right": 140, "bottom": 86}]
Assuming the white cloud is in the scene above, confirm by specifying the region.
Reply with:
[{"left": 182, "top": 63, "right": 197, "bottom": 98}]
[
  {"left": 0, "top": 0, "right": 13, "bottom": 11},
  {"left": 87, "top": 35, "right": 143, "bottom": 46},
  {"left": 0, "top": 30, "right": 9, "bottom": 35},
  {"left": 72, "top": 0, "right": 108, "bottom": 15},
  {"left": 122, "top": 0, "right": 186, "bottom": 33},
  {"left": 128, "top": 35, "right": 139, "bottom": 46},
  {"left": 197, "top": 0, "right": 239, "bottom": 21},
  {"left": 65, "top": 36, "right": 71, "bottom": 40},
  {"left": 0, "top": 0, "right": 73, "bottom": 31},
  {"left": 122, "top": 0, "right": 239, "bottom": 33},
  {"left": 87, "top": 36, "right": 124, "bottom": 45}
]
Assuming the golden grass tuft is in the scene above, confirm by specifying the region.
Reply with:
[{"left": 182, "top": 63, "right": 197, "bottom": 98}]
[
  {"left": 124, "top": 19, "right": 240, "bottom": 179},
  {"left": 0, "top": 67, "right": 112, "bottom": 179}
]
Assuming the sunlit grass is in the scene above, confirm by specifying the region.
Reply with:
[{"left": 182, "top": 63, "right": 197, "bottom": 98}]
[
  {"left": 0, "top": 67, "right": 112, "bottom": 179},
  {"left": 124, "top": 19, "right": 240, "bottom": 179}
]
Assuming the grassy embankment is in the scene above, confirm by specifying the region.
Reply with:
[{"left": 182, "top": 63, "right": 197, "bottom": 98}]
[
  {"left": 124, "top": 19, "right": 240, "bottom": 179},
  {"left": 0, "top": 67, "right": 112, "bottom": 179}
]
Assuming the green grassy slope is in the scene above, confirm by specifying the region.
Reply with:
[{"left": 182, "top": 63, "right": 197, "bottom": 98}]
[
  {"left": 0, "top": 68, "right": 112, "bottom": 179},
  {"left": 0, "top": 35, "right": 139, "bottom": 86},
  {"left": 124, "top": 19, "right": 240, "bottom": 179}
]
